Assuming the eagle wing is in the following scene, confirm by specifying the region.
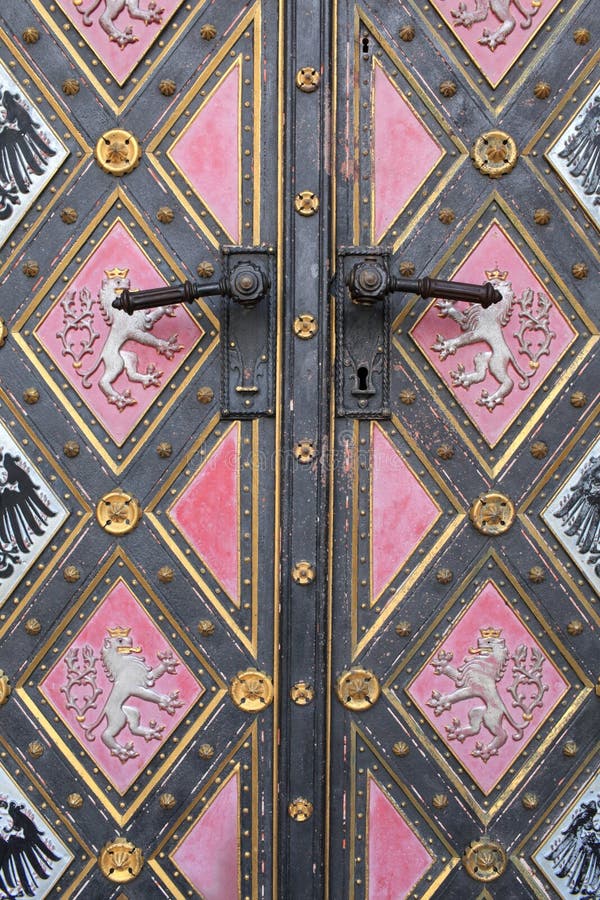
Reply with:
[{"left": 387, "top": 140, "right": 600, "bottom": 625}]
[
  {"left": 0, "top": 90, "right": 56, "bottom": 220},
  {"left": 0, "top": 454, "right": 56, "bottom": 555}
]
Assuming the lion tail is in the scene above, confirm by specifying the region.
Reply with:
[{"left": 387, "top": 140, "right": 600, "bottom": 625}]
[
  {"left": 514, "top": 0, "right": 540, "bottom": 29},
  {"left": 80, "top": 355, "right": 102, "bottom": 388},
  {"left": 82, "top": 709, "right": 105, "bottom": 741},
  {"left": 74, "top": 0, "right": 102, "bottom": 26}
]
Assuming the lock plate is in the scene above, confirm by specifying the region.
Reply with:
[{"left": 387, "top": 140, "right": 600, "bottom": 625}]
[{"left": 336, "top": 248, "right": 390, "bottom": 418}]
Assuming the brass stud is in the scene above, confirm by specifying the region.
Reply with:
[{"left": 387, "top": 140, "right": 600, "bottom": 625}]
[
  {"left": 437, "top": 443, "right": 454, "bottom": 459},
  {"left": 571, "top": 390, "right": 587, "bottom": 408},
  {"left": 197, "top": 620, "right": 215, "bottom": 636},
  {"left": 157, "top": 206, "right": 174, "bottom": 224},
  {"left": 61, "top": 207, "right": 78, "bottom": 224},
  {"left": 0, "top": 672, "right": 11, "bottom": 706},
  {"left": 98, "top": 838, "right": 143, "bottom": 883},
  {"left": 198, "top": 743, "right": 214, "bottom": 759},
  {"left": 0, "top": 320, "right": 7, "bottom": 348},
  {"left": 28, "top": 740, "right": 44, "bottom": 759},
  {"left": 436, "top": 568, "right": 453, "bottom": 584},
  {"left": 472, "top": 131, "right": 518, "bottom": 178},
  {"left": 67, "top": 792, "right": 83, "bottom": 808},
  {"left": 95, "top": 129, "right": 141, "bottom": 176},
  {"left": 533, "top": 208, "right": 551, "bottom": 225},
  {"left": 294, "top": 191, "right": 319, "bottom": 216},
  {"left": 463, "top": 839, "right": 507, "bottom": 882},
  {"left": 23, "top": 387, "right": 39, "bottom": 405},
  {"left": 563, "top": 740, "right": 578, "bottom": 757},
  {"left": 439, "top": 80, "right": 457, "bottom": 97},
  {"left": 95, "top": 490, "right": 141, "bottom": 535},
  {"left": 294, "top": 440, "right": 317, "bottom": 464},
  {"left": 529, "top": 566, "right": 545, "bottom": 583},
  {"left": 63, "top": 440, "right": 80, "bottom": 458},
  {"left": 197, "top": 261, "right": 215, "bottom": 278},
  {"left": 567, "top": 620, "right": 584, "bottom": 636},
  {"left": 432, "top": 793, "right": 448, "bottom": 809},
  {"left": 572, "top": 262, "right": 588, "bottom": 279},
  {"left": 296, "top": 67, "right": 320, "bottom": 92},
  {"left": 290, "top": 682, "right": 314, "bottom": 705},
  {"left": 399, "top": 260, "right": 415, "bottom": 276},
  {"left": 399, "top": 23, "right": 415, "bottom": 41},
  {"left": 395, "top": 621, "right": 411, "bottom": 637},
  {"left": 288, "top": 798, "right": 313, "bottom": 821},
  {"left": 22, "top": 259, "right": 39, "bottom": 277},
  {"left": 530, "top": 441, "right": 548, "bottom": 459},
  {"left": 63, "top": 565, "right": 80, "bottom": 583},
  {"left": 24, "top": 618, "right": 41, "bottom": 635},
  {"left": 196, "top": 386, "right": 214, "bottom": 404},
  {"left": 157, "top": 441, "right": 172, "bottom": 458},
  {"left": 522, "top": 792, "right": 538, "bottom": 810},
  {"left": 230, "top": 669, "right": 274, "bottom": 712},
  {"left": 393, "top": 741, "right": 410, "bottom": 756},
  {"left": 573, "top": 28, "right": 591, "bottom": 45},
  {"left": 157, "top": 566, "right": 174, "bottom": 584},
  {"left": 534, "top": 81, "right": 551, "bottom": 99},
  {"left": 62, "top": 78, "right": 80, "bottom": 96},
  {"left": 200, "top": 23, "right": 217, "bottom": 40},
  {"left": 159, "top": 79, "right": 176, "bottom": 96},
  {"left": 438, "top": 208, "right": 455, "bottom": 224},
  {"left": 159, "top": 792, "right": 176, "bottom": 810},
  {"left": 469, "top": 492, "right": 515, "bottom": 536},
  {"left": 22, "top": 27, "right": 40, "bottom": 44},
  {"left": 292, "top": 561, "right": 316, "bottom": 585},
  {"left": 399, "top": 388, "right": 416, "bottom": 405},
  {"left": 293, "top": 314, "right": 318, "bottom": 339},
  {"left": 336, "top": 668, "right": 380, "bottom": 711}
]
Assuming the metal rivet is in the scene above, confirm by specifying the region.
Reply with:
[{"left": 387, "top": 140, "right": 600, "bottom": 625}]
[
  {"left": 293, "top": 314, "right": 318, "bottom": 339},
  {"left": 472, "top": 131, "right": 518, "bottom": 178},
  {"left": 296, "top": 67, "right": 320, "bottom": 92},
  {"left": 294, "top": 191, "right": 319, "bottom": 215},
  {"left": 95, "top": 129, "right": 141, "bottom": 176}
]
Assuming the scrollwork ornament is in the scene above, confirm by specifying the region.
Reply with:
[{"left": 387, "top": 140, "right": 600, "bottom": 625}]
[{"left": 463, "top": 838, "right": 507, "bottom": 882}]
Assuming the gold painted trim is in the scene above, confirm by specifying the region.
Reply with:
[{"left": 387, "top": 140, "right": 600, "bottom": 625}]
[
  {"left": 16, "top": 548, "right": 227, "bottom": 826},
  {"left": 13, "top": 188, "right": 219, "bottom": 476},
  {"left": 385, "top": 549, "right": 592, "bottom": 823}
]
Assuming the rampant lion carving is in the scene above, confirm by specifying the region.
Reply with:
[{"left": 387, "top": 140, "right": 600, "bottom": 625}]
[
  {"left": 77, "top": 269, "right": 182, "bottom": 411},
  {"left": 73, "top": 0, "right": 164, "bottom": 49},
  {"left": 427, "top": 628, "right": 546, "bottom": 762},
  {"left": 431, "top": 277, "right": 554, "bottom": 411},
  {"left": 450, "top": 0, "right": 540, "bottom": 50},
  {"left": 70, "top": 626, "right": 183, "bottom": 763}
]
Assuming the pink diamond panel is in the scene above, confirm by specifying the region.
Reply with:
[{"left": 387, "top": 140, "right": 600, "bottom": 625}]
[
  {"left": 371, "top": 425, "right": 440, "bottom": 602},
  {"left": 429, "top": 0, "right": 561, "bottom": 87},
  {"left": 411, "top": 223, "right": 576, "bottom": 447},
  {"left": 35, "top": 220, "right": 203, "bottom": 446},
  {"left": 172, "top": 771, "right": 240, "bottom": 900},
  {"left": 169, "top": 425, "right": 240, "bottom": 606},
  {"left": 40, "top": 580, "right": 203, "bottom": 794},
  {"left": 53, "top": 0, "right": 183, "bottom": 86},
  {"left": 367, "top": 775, "right": 433, "bottom": 900},
  {"left": 169, "top": 63, "right": 241, "bottom": 242},
  {"left": 373, "top": 64, "right": 443, "bottom": 242},
  {"left": 407, "top": 581, "right": 569, "bottom": 794}
]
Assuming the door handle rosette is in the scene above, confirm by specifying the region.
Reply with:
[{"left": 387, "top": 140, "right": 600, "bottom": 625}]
[
  {"left": 336, "top": 247, "right": 502, "bottom": 418},
  {"left": 111, "top": 245, "right": 275, "bottom": 418}
]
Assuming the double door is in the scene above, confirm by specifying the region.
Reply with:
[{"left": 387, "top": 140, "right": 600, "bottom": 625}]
[{"left": 0, "top": 0, "right": 597, "bottom": 897}]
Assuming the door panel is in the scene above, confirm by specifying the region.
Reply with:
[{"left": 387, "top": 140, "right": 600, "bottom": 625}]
[
  {"left": 330, "top": 2, "right": 599, "bottom": 898},
  {"left": 0, "top": 0, "right": 279, "bottom": 896}
]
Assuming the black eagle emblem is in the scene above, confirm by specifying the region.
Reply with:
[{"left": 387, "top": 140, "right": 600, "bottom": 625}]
[
  {"left": 0, "top": 453, "right": 56, "bottom": 581},
  {"left": 0, "top": 89, "right": 57, "bottom": 222},
  {"left": 554, "top": 456, "right": 600, "bottom": 578},
  {"left": 545, "top": 799, "right": 600, "bottom": 897},
  {"left": 0, "top": 800, "right": 61, "bottom": 898}
]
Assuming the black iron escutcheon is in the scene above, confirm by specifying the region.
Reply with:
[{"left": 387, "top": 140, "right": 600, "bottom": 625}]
[
  {"left": 336, "top": 247, "right": 502, "bottom": 418},
  {"left": 111, "top": 246, "right": 276, "bottom": 418}
]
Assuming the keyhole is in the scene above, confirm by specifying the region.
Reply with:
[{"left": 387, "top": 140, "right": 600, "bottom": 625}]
[
  {"left": 362, "top": 36, "right": 370, "bottom": 53},
  {"left": 357, "top": 365, "right": 369, "bottom": 391}
]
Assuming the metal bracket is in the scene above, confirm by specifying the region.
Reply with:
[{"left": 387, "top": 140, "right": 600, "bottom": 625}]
[
  {"left": 112, "top": 245, "right": 276, "bottom": 418},
  {"left": 336, "top": 247, "right": 502, "bottom": 418}
]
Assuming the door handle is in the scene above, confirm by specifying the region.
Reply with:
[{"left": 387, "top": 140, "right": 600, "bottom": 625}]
[
  {"left": 336, "top": 247, "right": 502, "bottom": 418},
  {"left": 111, "top": 245, "right": 275, "bottom": 418}
]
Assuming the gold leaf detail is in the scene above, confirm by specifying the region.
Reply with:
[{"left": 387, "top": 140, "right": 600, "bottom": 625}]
[
  {"left": 159, "top": 792, "right": 176, "bottom": 810},
  {"left": 529, "top": 566, "right": 545, "bottom": 583},
  {"left": 27, "top": 741, "right": 44, "bottom": 759},
  {"left": 196, "top": 386, "right": 214, "bottom": 404},
  {"left": 197, "top": 620, "right": 215, "bottom": 636},
  {"left": 63, "top": 565, "right": 80, "bottom": 583},
  {"left": 61, "top": 207, "right": 78, "bottom": 224},
  {"left": 197, "top": 261, "right": 215, "bottom": 278},
  {"left": 533, "top": 208, "right": 551, "bottom": 225},
  {"left": 62, "top": 78, "right": 80, "bottom": 96},
  {"left": 157, "top": 206, "right": 174, "bottom": 224},
  {"left": 534, "top": 81, "right": 551, "bottom": 99},
  {"left": 398, "top": 260, "right": 415, "bottom": 276},
  {"left": 392, "top": 741, "right": 410, "bottom": 756},
  {"left": 23, "top": 388, "right": 39, "bottom": 405},
  {"left": 572, "top": 262, "right": 588, "bottom": 279},
  {"left": 200, "top": 23, "right": 217, "bottom": 40},
  {"left": 395, "top": 621, "right": 411, "bottom": 637},
  {"left": 156, "top": 441, "right": 172, "bottom": 458},
  {"left": 530, "top": 441, "right": 548, "bottom": 459},
  {"left": 159, "top": 79, "right": 176, "bottom": 96},
  {"left": 24, "top": 618, "right": 41, "bottom": 635},
  {"left": 399, "top": 24, "right": 415, "bottom": 41},
  {"left": 22, "top": 27, "right": 40, "bottom": 44},
  {"left": 436, "top": 568, "right": 453, "bottom": 584},
  {"left": 67, "top": 792, "right": 83, "bottom": 808},
  {"left": 22, "top": 259, "right": 39, "bottom": 277},
  {"left": 198, "top": 743, "right": 214, "bottom": 759},
  {"left": 573, "top": 28, "right": 591, "bottom": 45},
  {"left": 438, "top": 207, "right": 455, "bottom": 224},
  {"left": 157, "top": 566, "right": 174, "bottom": 584},
  {"left": 570, "top": 391, "right": 587, "bottom": 408}
]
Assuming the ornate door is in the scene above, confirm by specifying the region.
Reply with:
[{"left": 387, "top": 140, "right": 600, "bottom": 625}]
[{"left": 0, "top": 1, "right": 597, "bottom": 899}]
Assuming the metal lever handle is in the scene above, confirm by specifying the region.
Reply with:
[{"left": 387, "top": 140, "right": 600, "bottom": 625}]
[
  {"left": 346, "top": 258, "right": 502, "bottom": 308},
  {"left": 112, "top": 259, "right": 270, "bottom": 315}
]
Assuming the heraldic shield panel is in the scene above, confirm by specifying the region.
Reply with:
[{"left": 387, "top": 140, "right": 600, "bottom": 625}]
[
  {"left": 329, "top": 2, "right": 599, "bottom": 898},
  {"left": 0, "top": 0, "right": 280, "bottom": 896}
]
